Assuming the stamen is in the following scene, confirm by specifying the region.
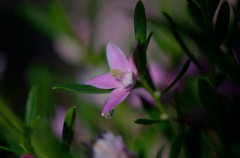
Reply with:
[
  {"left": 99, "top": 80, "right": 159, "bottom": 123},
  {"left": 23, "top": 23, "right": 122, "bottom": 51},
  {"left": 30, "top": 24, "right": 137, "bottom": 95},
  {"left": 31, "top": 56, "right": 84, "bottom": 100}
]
[{"left": 110, "top": 69, "right": 123, "bottom": 79}]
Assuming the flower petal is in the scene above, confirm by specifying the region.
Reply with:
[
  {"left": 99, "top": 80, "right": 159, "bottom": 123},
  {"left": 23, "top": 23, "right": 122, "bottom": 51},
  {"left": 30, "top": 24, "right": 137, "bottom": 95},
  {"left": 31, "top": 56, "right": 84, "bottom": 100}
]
[
  {"left": 85, "top": 72, "right": 122, "bottom": 89},
  {"left": 102, "top": 88, "right": 130, "bottom": 116},
  {"left": 129, "top": 41, "right": 138, "bottom": 76},
  {"left": 107, "top": 42, "right": 130, "bottom": 72}
]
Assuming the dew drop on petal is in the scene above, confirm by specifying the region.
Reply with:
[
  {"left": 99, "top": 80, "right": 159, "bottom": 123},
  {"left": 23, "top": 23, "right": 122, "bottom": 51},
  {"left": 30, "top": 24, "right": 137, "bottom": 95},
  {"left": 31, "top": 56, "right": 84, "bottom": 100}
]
[{"left": 104, "top": 109, "right": 115, "bottom": 119}]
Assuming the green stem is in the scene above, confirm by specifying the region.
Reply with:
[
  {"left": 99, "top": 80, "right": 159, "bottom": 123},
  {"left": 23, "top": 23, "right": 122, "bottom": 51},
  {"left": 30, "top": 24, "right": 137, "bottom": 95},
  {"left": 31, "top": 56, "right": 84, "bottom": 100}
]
[{"left": 142, "top": 79, "right": 167, "bottom": 117}]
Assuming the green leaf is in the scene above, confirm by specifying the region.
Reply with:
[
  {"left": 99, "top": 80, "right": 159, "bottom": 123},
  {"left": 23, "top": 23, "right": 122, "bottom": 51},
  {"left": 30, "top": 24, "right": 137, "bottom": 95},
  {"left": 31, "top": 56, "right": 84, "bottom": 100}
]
[
  {"left": 23, "top": 115, "right": 41, "bottom": 155},
  {"left": 214, "top": 1, "right": 230, "bottom": 46},
  {"left": 134, "top": 0, "right": 146, "bottom": 45},
  {"left": 144, "top": 32, "right": 154, "bottom": 53},
  {"left": 30, "top": 114, "right": 42, "bottom": 133},
  {"left": 195, "top": 36, "right": 240, "bottom": 84},
  {"left": 198, "top": 78, "right": 217, "bottom": 113},
  {"left": 0, "top": 146, "right": 25, "bottom": 155},
  {"left": 134, "top": 118, "right": 165, "bottom": 125},
  {"left": 198, "top": 78, "right": 221, "bottom": 131},
  {"left": 207, "top": 0, "right": 220, "bottom": 20},
  {"left": 162, "top": 12, "right": 205, "bottom": 74},
  {"left": 169, "top": 133, "right": 185, "bottom": 158},
  {"left": 133, "top": 40, "right": 147, "bottom": 79},
  {"left": 161, "top": 59, "right": 191, "bottom": 96},
  {"left": 25, "top": 86, "right": 37, "bottom": 125},
  {"left": 186, "top": 0, "right": 204, "bottom": 27},
  {"left": 62, "top": 106, "right": 76, "bottom": 151},
  {"left": 156, "top": 145, "right": 165, "bottom": 158},
  {"left": 53, "top": 84, "right": 113, "bottom": 94}
]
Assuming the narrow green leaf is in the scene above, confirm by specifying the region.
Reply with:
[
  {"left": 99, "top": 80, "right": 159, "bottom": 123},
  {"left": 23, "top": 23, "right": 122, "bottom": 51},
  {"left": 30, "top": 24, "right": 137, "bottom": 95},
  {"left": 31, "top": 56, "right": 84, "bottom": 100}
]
[
  {"left": 214, "top": 1, "right": 230, "bottom": 46},
  {"left": 144, "top": 32, "right": 154, "bottom": 53},
  {"left": 30, "top": 114, "right": 42, "bottom": 133},
  {"left": 198, "top": 78, "right": 221, "bottom": 131},
  {"left": 169, "top": 133, "right": 185, "bottom": 158},
  {"left": 208, "top": 0, "right": 220, "bottom": 20},
  {"left": 134, "top": 118, "right": 165, "bottom": 125},
  {"left": 25, "top": 86, "right": 37, "bottom": 124},
  {"left": 162, "top": 12, "right": 205, "bottom": 74},
  {"left": 161, "top": 59, "right": 191, "bottom": 96},
  {"left": 0, "top": 146, "right": 24, "bottom": 155},
  {"left": 195, "top": 36, "right": 240, "bottom": 84},
  {"left": 198, "top": 78, "right": 217, "bottom": 113},
  {"left": 62, "top": 106, "right": 76, "bottom": 151},
  {"left": 156, "top": 145, "right": 165, "bottom": 158},
  {"left": 133, "top": 40, "right": 147, "bottom": 78},
  {"left": 53, "top": 84, "right": 113, "bottom": 94},
  {"left": 186, "top": 0, "right": 204, "bottom": 27},
  {"left": 134, "top": 0, "right": 146, "bottom": 45}
]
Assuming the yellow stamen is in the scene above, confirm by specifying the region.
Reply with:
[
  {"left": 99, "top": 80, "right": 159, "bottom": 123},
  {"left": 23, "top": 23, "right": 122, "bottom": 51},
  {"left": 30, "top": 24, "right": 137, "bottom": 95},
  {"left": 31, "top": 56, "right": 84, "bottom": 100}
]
[{"left": 110, "top": 69, "right": 123, "bottom": 79}]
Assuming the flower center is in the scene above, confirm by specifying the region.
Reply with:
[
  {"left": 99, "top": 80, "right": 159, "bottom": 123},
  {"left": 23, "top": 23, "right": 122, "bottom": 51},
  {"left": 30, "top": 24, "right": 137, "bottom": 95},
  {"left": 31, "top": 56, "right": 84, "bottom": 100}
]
[
  {"left": 110, "top": 69, "right": 133, "bottom": 87},
  {"left": 110, "top": 69, "right": 123, "bottom": 79}
]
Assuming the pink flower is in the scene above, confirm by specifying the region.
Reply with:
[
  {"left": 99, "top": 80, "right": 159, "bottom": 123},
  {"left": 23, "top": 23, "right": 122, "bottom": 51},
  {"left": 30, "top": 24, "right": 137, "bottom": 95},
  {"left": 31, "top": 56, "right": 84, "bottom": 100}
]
[
  {"left": 89, "top": 132, "right": 136, "bottom": 158},
  {"left": 85, "top": 42, "right": 137, "bottom": 118}
]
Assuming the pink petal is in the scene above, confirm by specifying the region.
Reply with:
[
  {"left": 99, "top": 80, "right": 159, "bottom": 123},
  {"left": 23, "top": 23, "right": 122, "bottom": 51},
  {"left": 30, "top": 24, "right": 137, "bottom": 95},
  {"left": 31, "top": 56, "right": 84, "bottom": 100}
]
[
  {"left": 102, "top": 88, "right": 130, "bottom": 116},
  {"left": 106, "top": 42, "right": 130, "bottom": 72},
  {"left": 85, "top": 72, "right": 123, "bottom": 89},
  {"left": 20, "top": 154, "right": 36, "bottom": 158},
  {"left": 129, "top": 41, "right": 138, "bottom": 76}
]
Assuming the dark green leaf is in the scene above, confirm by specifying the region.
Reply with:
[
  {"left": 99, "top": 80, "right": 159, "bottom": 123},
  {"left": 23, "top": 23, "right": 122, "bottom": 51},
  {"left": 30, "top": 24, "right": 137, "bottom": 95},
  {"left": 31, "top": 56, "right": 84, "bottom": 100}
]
[
  {"left": 198, "top": 78, "right": 217, "bottom": 113},
  {"left": 162, "top": 12, "right": 205, "bottom": 74},
  {"left": 195, "top": 36, "right": 240, "bottom": 84},
  {"left": 156, "top": 145, "right": 165, "bottom": 158},
  {"left": 214, "top": 1, "right": 230, "bottom": 46},
  {"left": 198, "top": 78, "right": 221, "bottom": 131},
  {"left": 162, "top": 12, "right": 175, "bottom": 27},
  {"left": 25, "top": 86, "right": 37, "bottom": 124},
  {"left": 52, "top": 84, "right": 113, "bottom": 94},
  {"left": 133, "top": 40, "right": 146, "bottom": 78},
  {"left": 186, "top": 0, "right": 204, "bottom": 27},
  {"left": 184, "top": 128, "right": 202, "bottom": 158},
  {"left": 169, "top": 133, "right": 185, "bottom": 158},
  {"left": 62, "top": 106, "right": 76, "bottom": 151},
  {"left": 207, "top": 0, "right": 220, "bottom": 20},
  {"left": 144, "top": 32, "right": 154, "bottom": 53},
  {"left": 134, "top": 118, "right": 165, "bottom": 125},
  {"left": 134, "top": 0, "right": 146, "bottom": 45},
  {"left": 0, "top": 146, "right": 24, "bottom": 155},
  {"left": 161, "top": 59, "right": 191, "bottom": 96}
]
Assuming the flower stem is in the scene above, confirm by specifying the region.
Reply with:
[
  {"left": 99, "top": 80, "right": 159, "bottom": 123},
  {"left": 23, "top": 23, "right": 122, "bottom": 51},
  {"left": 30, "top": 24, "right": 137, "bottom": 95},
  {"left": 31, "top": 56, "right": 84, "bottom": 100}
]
[{"left": 142, "top": 79, "right": 167, "bottom": 118}]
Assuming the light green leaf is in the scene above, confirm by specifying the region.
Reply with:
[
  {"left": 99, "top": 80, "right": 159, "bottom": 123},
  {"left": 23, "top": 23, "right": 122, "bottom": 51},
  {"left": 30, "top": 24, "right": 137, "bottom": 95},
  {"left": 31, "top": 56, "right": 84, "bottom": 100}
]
[
  {"left": 25, "top": 86, "right": 37, "bottom": 125},
  {"left": 156, "top": 145, "right": 165, "bottom": 158},
  {"left": 0, "top": 146, "right": 24, "bottom": 155}
]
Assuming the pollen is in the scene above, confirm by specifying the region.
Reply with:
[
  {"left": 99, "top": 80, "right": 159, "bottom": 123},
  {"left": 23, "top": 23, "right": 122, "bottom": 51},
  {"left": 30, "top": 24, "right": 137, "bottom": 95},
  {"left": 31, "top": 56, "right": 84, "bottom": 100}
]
[{"left": 110, "top": 69, "right": 123, "bottom": 79}]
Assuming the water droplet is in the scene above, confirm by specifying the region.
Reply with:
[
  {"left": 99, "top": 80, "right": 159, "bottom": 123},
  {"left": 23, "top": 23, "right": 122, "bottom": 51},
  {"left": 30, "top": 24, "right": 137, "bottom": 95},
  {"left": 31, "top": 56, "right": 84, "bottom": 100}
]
[{"left": 104, "top": 109, "right": 114, "bottom": 119}]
